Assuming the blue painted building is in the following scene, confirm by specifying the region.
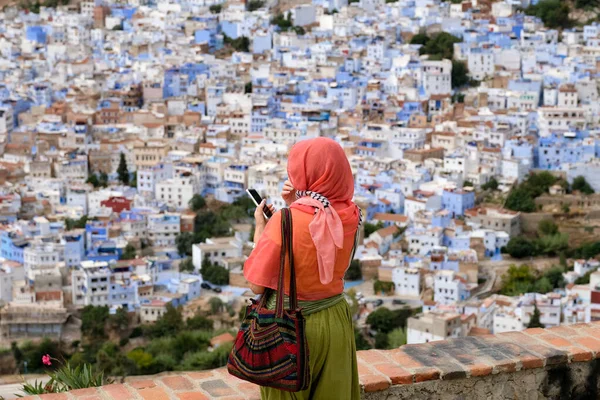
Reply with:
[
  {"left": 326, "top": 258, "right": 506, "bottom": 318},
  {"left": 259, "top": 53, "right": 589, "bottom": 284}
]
[
  {"left": 26, "top": 26, "right": 48, "bottom": 44},
  {"left": 0, "top": 231, "right": 28, "bottom": 263},
  {"left": 442, "top": 189, "right": 475, "bottom": 218},
  {"left": 163, "top": 63, "right": 209, "bottom": 98}
]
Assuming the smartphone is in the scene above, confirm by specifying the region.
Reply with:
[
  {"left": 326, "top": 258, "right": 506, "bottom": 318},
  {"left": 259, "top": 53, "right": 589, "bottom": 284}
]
[{"left": 246, "top": 188, "right": 273, "bottom": 219}]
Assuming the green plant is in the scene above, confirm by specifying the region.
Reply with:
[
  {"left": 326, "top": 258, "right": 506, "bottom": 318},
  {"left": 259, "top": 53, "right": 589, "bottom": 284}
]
[
  {"left": 572, "top": 176, "right": 595, "bottom": 195},
  {"left": 528, "top": 304, "right": 545, "bottom": 329},
  {"left": 50, "top": 363, "right": 107, "bottom": 390},
  {"left": 117, "top": 153, "right": 129, "bottom": 185},
  {"left": 20, "top": 380, "right": 53, "bottom": 396},
  {"left": 344, "top": 260, "right": 362, "bottom": 281}
]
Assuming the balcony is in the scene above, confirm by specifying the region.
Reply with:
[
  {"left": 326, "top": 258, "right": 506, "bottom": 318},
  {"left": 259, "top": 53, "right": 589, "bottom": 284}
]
[{"left": 19, "top": 322, "right": 600, "bottom": 399}]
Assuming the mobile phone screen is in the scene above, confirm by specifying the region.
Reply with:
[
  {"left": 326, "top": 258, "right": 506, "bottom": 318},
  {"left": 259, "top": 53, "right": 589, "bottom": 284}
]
[{"left": 247, "top": 189, "right": 273, "bottom": 218}]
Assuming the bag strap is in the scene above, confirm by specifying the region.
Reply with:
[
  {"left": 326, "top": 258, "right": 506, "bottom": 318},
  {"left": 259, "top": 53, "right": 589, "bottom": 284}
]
[{"left": 275, "top": 208, "right": 298, "bottom": 317}]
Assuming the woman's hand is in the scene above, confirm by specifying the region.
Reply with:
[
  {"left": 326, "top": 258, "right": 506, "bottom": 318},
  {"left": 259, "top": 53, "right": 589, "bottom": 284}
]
[
  {"left": 281, "top": 180, "right": 296, "bottom": 206},
  {"left": 253, "top": 200, "right": 274, "bottom": 243}
]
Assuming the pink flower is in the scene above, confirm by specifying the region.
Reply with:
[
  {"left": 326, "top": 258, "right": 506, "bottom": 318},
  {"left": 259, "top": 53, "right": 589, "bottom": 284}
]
[{"left": 42, "top": 354, "right": 52, "bottom": 366}]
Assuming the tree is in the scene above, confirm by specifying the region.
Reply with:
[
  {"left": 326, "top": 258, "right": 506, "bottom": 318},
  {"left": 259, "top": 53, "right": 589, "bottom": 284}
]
[
  {"left": 144, "top": 305, "right": 184, "bottom": 338},
  {"left": 533, "top": 277, "right": 553, "bottom": 294},
  {"left": 108, "top": 307, "right": 130, "bottom": 332},
  {"left": 208, "top": 297, "right": 224, "bottom": 315},
  {"left": 527, "top": 304, "right": 545, "bottom": 329},
  {"left": 374, "top": 280, "right": 394, "bottom": 294},
  {"left": 374, "top": 332, "right": 389, "bottom": 349},
  {"left": 364, "top": 221, "right": 384, "bottom": 238},
  {"left": 65, "top": 216, "right": 88, "bottom": 230},
  {"left": 176, "top": 232, "right": 195, "bottom": 257},
  {"left": 354, "top": 329, "right": 372, "bottom": 350},
  {"left": 538, "top": 220, "right": 559, "bottom": 236},
  {"left": 463, "top": 180, "right": 474, "bottom": 188},
  {"left": 130, "top": 171, "right": 137, "bottom": 188},
  {"left": 543, "top": 266, "right": 565, "bottom": 290},
  {"left": 451, "top": 60, "right": 469, "bottom": 89},
  {"left": 505, "top": 188, "right": 536, "bottom": 212},
  {"left": 209, "top": 4, "right": 222, "bottom": 13},
  {"left": 121, "top": 244, "right": 136, "bottom": 260},
  {"left": 200, "top": 255, "right": 229, "bottom": 285},
  {"left": 366, "top": 308, "right": 395, "bottom": 333},
  {"left": 179, "top": 257, "right": 195, "bottom": 273},
  {"left": 117, "top": 153, "right": 129, "bottom": 185},
  {"left": 246, "top": 0, "right": 264, "bottom": 11},
  {"left": 81, "top": 306, "right": 110, "bottom": 339},
  {"left": 500, "top": 264, "right": 536, "bottom": 296},
  {"left": 99, "top": 172, "right": 109, "bottom": 187},
  {"left": 388, "top": 327, "right": 407, "bottom": 348},
  {"left": 505, "top": 236, "right": 537, "bottom": 259},
  {"left": 86, "top": 174, "right": 100, "bottom": 188},
  {"left": 572, "top": 176, "right": 595, "bottom": 195},
  {"left": 271, "top": 13, "right": 293, "bottom": 31},
  {"left": 345, "top": 260, "right": 362, "bottom": 281},
  {"left": 186, "top": 315, "right": 214, "bottom": 331},
  {"left": 575, "top": 0, "right": 596, "bottom": 8},
  {"left": 189, "top": 194, "right": 207, "bottom": 212},
  {"left": 244, "top": 82, "right": 252, "bottom": 94},
  {"left": 525, "top": 0, "right": 571, "bottom": 29},
  {"left": 410, "top": 33, "right": 430, "bottom": 46},
  {"left": 575, "top": 270, "right": 593, "bottom": 284},
  {"left": 481, "top": 177, "right": 499, "bottom": 191},
  {"left": 419, "top": 32, "right": 462, "bottom": 59}
]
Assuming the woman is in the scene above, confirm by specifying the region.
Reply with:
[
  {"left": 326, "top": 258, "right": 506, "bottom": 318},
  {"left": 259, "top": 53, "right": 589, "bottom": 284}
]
[{"left": 243, "top": 137, "right": 361, "bottom": 400}]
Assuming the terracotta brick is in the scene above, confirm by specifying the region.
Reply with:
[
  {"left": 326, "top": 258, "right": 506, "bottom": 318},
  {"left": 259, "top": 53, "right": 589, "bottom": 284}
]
[
  {"left": 177, "top": 392, "right": 209, "bottom": 400},
  {"left": 357, "top": 350, "right": 391, "bottom": 365},
  {"left": 375, "top": 363, "right": 414, "bottom": 385},
  {"left": 548, "top": 325, "right": 580, "bottom": 337},
  {"left": 129, "top": 380, "right": 157, "bottom": 390},
  {"left": 77, "top": 396, "right": 102, "bottom": 400},
  {"left": 566, "top": 346, "right": 593, "bottom": 363},
  {"left": 574, "top": 336, "right": 600, "bottom": 357},
  {"left": 161, "top": 376, "right": 194, "bottom": 391},
  {"left": 185, "top": 372, "right": 215, "bottom": 381},
  {"left": 357, "top": 360, "right": 373, "bottom": 376},
  {"left": 137, "top": 386, "right": 170, "bottom": 400},
  {"left": 101, "top": 384, "right": 136, "bottom": 400},
  {"left": 69, "top": 388, "right": 98, "bottom": 397},
  {"left": 535, "top": 334, "right": 572, "bottom": 348},
  {"left": 200, "top": 379, "right": 236, "bottom": 397},
  {"left": 359, "top": 374, "right": 391, "bottom": 392},
  {"left": 400, "top": 343, "right": 466, "bottom": 379},
  {"left": 414, "top": 369, "right": 441, "bottom": 383},
  {"left": 520, "top": 354, "right": 545, "bottom": 370},
  {"left": 391, "top": 351, "right": 424, "bottom": 370},
  {"left": 466, "top": 363, "right": 493, "bottom": 377},
  {"left": 523, "top": 327, "right": 546, "bottom": 336},
  {"left": 39, "top": 394, "right": 68, "bottom": 400}
]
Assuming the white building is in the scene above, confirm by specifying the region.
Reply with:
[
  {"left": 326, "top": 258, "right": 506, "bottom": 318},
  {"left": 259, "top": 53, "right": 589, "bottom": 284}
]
[
  {"left": 23, "top": 242, "right": 65, "bottom": 281},
  {"left": 407, "top": 311, "right": 463, "bottom": 344},
  {"left": 147, "top": 213, "right": 181, "bottom": 247},
  {"left": 391, "top": 267, "right": 420, "bottom": 298},
  {"left": 155, "top": 172, "right": 201, "bottom": 209},
  {"left": 421, "top": 60, "right": 452, "bottom": 95},
  {"left": 192, "top": 237, "right": 244, "bottom": 270},
  {"left": 434, "top": 270, "right": 471, "bottom": 306},
  {"left": 72, "top": 261, "right": 112, "bottom": 307}
]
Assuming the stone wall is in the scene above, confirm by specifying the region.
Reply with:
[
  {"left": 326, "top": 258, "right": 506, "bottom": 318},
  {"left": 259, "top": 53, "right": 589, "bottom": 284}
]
[{"left": 19, "top": 322, "right": 600, "bottom": 400}]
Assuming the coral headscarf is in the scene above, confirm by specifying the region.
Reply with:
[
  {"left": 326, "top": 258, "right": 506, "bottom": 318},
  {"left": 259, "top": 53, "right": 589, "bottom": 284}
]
[{"left": 287, "top": 138, "right": 355, "bottom": 285}]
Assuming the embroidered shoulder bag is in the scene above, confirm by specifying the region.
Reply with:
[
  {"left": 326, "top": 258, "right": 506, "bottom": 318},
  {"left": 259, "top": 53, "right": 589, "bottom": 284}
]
[{"left": 227, "top": 208, "right": 310, "bottom": 392}]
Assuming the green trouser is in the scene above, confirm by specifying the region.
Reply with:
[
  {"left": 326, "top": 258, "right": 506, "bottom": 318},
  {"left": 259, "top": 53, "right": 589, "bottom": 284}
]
[{"left": 260, "top": 298, "right": 360, "bottom": 400}]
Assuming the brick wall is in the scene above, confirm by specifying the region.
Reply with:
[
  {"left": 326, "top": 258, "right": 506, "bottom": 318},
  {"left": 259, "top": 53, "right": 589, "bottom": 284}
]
[{"left": 20, "top": 322, "right": 600, "bottom": 400}]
